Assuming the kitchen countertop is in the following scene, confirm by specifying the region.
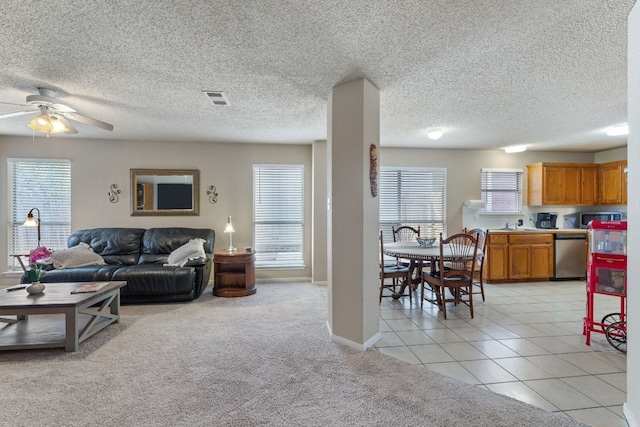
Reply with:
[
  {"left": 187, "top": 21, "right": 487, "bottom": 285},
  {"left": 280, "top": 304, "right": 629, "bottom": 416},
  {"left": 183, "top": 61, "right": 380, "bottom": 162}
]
[{"left": 487, "top": 228, "right": 588, "bottom": 234}]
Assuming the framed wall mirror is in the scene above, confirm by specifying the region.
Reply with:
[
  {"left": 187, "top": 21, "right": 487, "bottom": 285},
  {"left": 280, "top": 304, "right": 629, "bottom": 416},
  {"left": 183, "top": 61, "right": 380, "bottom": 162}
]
[{"left": 130, "top": 169, "right": 200, "bottom": 216}]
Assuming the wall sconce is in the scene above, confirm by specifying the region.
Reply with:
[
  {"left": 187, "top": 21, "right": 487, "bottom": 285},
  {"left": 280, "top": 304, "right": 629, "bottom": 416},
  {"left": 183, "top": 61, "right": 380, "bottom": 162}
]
[
  {"left": 23, "top": 208, "right": 42, "bottom": 247},
  {"left": 207, "top": 185, "right": 218, "bottom": 204},
  {"left": 108, "top": 184, "right": 121, "bottom": 203}
]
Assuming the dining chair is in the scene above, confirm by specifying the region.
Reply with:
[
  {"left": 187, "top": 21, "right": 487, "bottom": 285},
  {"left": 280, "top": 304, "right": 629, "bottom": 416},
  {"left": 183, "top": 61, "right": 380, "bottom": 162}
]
[
  {"left": 467, "top": 228, "right": 488, "bottom": 301},
  {"left": 420, "top": 232, "right": 479, "bottom": 319},
  {"left": 392, "top": 225, "right": 423, "bottom": 288},
  {"left": 392, "top": 225, "right": 420, "bottom": 243},
  {"left": 379, "top": 231, "right": 412, "bottom": 304}
]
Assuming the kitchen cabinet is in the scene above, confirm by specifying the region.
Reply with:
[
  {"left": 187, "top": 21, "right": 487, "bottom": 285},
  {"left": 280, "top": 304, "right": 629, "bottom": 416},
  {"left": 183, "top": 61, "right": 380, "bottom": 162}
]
[
  {"left": 485, "top": 234, "right": 509, "bottom": 281},
  {"left": 485, "top": 232, "right": 554, "bottom": 283},
  {"left": 599, "top": 160, "right": 627, "bottom": 205},
  {"left": 508, "top": 234, "right": 553, "bottom": 280},
  {"left": 580, "top": 165, "right": 599, "bottom": 205},
  {"left": 527, "top": 163, "right": 598, "bottom": 206}
]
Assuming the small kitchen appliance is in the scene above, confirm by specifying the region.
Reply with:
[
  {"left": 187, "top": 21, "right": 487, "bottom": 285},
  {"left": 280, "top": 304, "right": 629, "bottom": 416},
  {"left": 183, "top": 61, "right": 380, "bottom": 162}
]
[
  {"left": 579, "top": 212, "right": 623, "bottom": 229},
  {"left": 536, "top": 212, "right": 558, "bottom": 229}
]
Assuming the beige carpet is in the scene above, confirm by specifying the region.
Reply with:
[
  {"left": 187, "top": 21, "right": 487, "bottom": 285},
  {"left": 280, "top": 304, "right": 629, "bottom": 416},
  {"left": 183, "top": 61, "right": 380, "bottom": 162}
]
[{"left": 0, "top": 283, "right": 586, "bottom": 427}]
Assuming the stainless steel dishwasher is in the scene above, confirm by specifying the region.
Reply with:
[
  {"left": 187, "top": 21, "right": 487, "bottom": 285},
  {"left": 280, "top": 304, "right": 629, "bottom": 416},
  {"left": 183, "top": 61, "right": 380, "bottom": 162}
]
[{"left": 553, "top": 233, "right": 587, "bottom": 280}]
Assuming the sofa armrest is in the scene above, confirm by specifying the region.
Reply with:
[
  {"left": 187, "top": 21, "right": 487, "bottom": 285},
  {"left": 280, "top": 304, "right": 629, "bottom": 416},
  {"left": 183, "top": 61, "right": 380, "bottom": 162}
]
[{"left": 183, "top": 257, "right": 207, "bottom": 267}]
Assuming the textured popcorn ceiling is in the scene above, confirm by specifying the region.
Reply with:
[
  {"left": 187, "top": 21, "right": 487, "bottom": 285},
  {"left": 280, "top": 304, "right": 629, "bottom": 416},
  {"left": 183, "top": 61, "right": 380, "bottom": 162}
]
[{"left": 0, "top": 0, "right": 635, "bottom": 151}]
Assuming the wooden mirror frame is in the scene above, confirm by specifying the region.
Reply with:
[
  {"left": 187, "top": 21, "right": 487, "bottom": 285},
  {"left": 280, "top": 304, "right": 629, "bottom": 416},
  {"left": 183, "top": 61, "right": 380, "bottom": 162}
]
[{"left": 130, "top": 169, "right": 200, "bottom": 216}]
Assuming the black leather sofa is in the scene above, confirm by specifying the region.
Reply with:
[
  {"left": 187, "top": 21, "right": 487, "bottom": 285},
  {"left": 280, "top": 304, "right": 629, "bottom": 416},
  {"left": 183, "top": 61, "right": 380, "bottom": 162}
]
[{"left": 21, "top": 227, "right": 215, "bottom": 304}]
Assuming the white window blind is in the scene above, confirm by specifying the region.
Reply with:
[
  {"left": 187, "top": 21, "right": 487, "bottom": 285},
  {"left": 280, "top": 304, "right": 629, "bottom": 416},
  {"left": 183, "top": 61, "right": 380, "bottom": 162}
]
[
  {"left": 253, "top": 164, "right": 304, "bottom": 268},
  {"left": 481, "top": 168, "right": 523, "bottom": 213},
  {"left": 379, "top": 167, "right": 446, "bottom": 242},
  {"left": 8, "top": 158, "right": 71, "bottom": 270}
]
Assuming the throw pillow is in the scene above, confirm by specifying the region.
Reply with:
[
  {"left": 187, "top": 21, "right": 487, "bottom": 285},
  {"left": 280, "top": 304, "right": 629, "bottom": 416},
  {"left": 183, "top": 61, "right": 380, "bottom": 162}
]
[
  {"left": 50, "top": 242, "right": 107, "bottom": 269},
  {"left": 165, "top": 238, "right": 206, "bottom": 267}
]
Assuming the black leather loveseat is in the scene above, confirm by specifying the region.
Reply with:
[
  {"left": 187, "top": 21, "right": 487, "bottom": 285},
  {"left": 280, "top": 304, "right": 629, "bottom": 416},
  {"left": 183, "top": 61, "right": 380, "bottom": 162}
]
[{"left": 21, "top": 227, "right": 215, "bottom": 304}]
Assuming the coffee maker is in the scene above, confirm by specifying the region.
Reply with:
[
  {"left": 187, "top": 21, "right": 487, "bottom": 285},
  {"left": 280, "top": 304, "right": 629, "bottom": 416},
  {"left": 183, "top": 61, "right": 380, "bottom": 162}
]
[{"left": 536, "top": 212, "right": 558, "bottom": 229}]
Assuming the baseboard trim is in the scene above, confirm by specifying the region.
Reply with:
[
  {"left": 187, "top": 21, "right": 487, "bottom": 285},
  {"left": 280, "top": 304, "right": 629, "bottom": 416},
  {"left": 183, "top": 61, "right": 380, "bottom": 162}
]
[
  {"left": 326, "top": 321, "right": 381, "bottom": 351},
  {"left": 255, "top": 277, "right": 312, "bottom": 284},
  {"left": 624, "top": 403, "right": 636, "bottom": 427}
]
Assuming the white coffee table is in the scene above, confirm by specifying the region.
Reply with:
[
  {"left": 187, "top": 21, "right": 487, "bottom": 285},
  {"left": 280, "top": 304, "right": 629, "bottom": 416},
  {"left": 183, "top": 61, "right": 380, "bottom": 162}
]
[{"left": 0, "top": 281, "right": 126, "bottom": 352}]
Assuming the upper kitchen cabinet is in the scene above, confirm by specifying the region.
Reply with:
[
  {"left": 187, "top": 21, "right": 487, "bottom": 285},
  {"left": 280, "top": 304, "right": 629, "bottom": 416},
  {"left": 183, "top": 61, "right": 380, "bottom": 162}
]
[
  {"left": 581, "top": 164, "right": 599, "bottom": 205},
  {"left": 599, "top": 160, "right": 628, "bottom": 205},
  {"left": 527, "top": 163, "right": 598, "bottom": 206}
]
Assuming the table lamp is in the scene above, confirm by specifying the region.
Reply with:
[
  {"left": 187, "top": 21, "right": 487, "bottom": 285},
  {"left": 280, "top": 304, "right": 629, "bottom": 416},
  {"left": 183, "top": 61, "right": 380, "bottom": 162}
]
[
  {"left": 224, "top": 215, "right": 236, "bottom": 252},
  {"left": 23, "top": 207, "right": 42, "bottom": 247}
]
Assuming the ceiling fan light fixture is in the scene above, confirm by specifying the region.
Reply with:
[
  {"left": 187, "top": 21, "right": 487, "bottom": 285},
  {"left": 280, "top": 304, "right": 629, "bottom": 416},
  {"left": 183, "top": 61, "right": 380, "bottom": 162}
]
[
  {"left": 28, "top": 113, "right": 69, "bottom": 134},
  {"left": 49, "top": 116, "right": 69, "bottom": 133},
  {"left": 426, "top": 127, "right": 443, "bottom": 140},
  {"left": 28, "top": 114, "right": 53, "bottom": 133},
  {"left": 35, "top": 115, "right": 50, "bottom": 126}
]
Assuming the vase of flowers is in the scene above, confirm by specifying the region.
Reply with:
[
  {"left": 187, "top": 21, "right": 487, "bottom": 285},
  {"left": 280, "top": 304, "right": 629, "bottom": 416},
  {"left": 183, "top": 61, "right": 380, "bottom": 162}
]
[{"left": 25, "top": 246, "right": 52, "bottom": 295}]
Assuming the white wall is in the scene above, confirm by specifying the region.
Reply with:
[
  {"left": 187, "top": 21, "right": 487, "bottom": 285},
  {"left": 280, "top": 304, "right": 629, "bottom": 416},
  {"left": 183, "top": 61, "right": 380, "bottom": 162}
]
[
  {"left": 625, "top": 3, "right": 639, "bottom": 425},
  {"left": 0, "top": 136, "right": 627, "bottom": 287},
  {"left": 0, "top": 136, "right": 312, "bottom": 285}
]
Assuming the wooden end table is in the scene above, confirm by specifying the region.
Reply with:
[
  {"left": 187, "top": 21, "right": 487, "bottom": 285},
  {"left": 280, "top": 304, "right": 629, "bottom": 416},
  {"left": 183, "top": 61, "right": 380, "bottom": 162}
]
[
  {"left": 0, "top": 281, "right": 126, "bottom": 352},
  {"left": 213, "top": 250, "right": 256, "bottom": 297}
]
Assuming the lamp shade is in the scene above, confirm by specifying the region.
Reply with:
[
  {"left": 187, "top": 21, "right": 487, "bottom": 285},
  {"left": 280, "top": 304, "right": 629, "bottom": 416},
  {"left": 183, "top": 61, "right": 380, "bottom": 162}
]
[
  {"left": 22, "top": 214, "right": 38, "bottom": 227},
  {"left": 28, "top": 114, "right": 53, "bottom": 133},
  {"left": 22, "top": 208, "right": 42, "bottom": 247},
  {"left": 224, "top": 215, "right": 236, "bottom": 252},
  {"left": 224, "top": 215, "right": 235, "bottom": 233},
  {"left": 28, "top": 113, "right": 69, "bottom": 134}
]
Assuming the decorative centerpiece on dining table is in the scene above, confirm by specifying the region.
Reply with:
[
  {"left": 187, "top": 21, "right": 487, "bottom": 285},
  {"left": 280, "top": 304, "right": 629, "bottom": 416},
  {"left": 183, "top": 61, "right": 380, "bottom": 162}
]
[
  {"left": 416, "top": 237, "right": 436, "bottom": 248},
  {"left": 25, "top": 246, "right": 52, "bottom": 294}
]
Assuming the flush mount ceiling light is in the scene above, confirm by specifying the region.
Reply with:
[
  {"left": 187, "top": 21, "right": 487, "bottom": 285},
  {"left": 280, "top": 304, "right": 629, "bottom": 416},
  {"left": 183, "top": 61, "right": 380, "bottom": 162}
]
[
  {"left": 426, "top": 127, "right": 443, "bottom": 140},
  {"left": 504, "top": 145, "right": 527, "bottom": 153},
  {"left": 606, "top": 123, "right": 629, "bottom": 136}
]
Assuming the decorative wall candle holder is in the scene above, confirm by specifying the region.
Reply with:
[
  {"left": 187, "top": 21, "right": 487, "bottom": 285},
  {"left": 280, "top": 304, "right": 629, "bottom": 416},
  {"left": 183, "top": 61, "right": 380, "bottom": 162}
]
[
  {"left": 207, "top": 185, "right": 218, "bottom": 204},
  {"left": 108, "top": 184, "right": 121, "bottom": 203}
]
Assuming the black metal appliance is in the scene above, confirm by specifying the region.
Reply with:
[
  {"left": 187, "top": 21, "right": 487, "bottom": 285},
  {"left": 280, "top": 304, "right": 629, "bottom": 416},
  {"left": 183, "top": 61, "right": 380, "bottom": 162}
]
[
  {"left": 579, "top": 212, "right": 623, "bottom": 229},
  {"left": 536, "top": 212, "right": 558, "bottom": 229}
]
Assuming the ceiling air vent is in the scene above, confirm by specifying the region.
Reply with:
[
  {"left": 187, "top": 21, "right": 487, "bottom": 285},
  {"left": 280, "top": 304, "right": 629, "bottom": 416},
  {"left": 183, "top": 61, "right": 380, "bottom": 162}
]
[{"left": 202, "top": 91, "right": 230, "bottom": 106}]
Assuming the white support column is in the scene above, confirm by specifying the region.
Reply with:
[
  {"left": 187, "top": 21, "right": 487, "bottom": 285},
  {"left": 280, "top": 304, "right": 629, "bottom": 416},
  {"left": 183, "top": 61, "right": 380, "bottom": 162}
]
[{"left": 326, "top": 78, "right": 380, "bottom": 349}]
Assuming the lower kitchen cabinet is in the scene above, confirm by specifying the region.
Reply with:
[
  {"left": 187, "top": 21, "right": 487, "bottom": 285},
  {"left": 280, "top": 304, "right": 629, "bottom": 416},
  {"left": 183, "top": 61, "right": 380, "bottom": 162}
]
[
  {"left": 486, "top": 234, "right": 509, "bottom": 281},
  {"left": 485, "top": 232, "right": 554, "bottom": 282}
]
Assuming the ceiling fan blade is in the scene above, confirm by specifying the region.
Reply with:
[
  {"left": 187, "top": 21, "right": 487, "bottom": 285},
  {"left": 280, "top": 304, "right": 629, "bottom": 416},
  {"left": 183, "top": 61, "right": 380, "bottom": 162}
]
[
  {"left": 56, "top": 115, "right": 79, "bottom": 134},
  {"left": 0, "top": 110, "right": 38, "bottom": 119},
  {"left": 0, "top": 100, "right": 30, "bottom": 107},
  {"left": 64, "top": 112, "right": 114, "bottom": 131}
]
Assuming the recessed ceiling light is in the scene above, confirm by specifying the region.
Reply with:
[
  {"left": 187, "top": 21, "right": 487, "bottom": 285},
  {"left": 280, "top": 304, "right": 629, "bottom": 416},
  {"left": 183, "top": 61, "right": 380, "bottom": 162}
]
[
  {"left": 426, "top": 127, "right": 443, "bottom": 140},
  {"left": 606, "top": 123, "right": 628, "bottom": 136},
  {"left": 504, "top": 145, "right": 527, "bottom": 153}
]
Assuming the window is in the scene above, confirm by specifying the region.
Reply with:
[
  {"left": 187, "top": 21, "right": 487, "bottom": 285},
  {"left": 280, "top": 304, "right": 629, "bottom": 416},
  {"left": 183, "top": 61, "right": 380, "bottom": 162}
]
[
  {"left": 8, "top": 158, "right": 71, "bottom": 270},
  {"left": 253, "top": 164, "right": 304, "bottom": 268},
  {"left": 379, "top": 167, "right": 446, "bottom": 241},
  {"left": 480, "top": 168, "right": 523, "bottom": 213}
]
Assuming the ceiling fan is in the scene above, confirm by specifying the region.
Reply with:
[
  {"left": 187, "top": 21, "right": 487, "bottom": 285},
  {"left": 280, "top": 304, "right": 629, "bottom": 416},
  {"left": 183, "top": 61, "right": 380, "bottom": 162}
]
[{"left": 0, "top": 88, "right": 114, "bottom": 135}]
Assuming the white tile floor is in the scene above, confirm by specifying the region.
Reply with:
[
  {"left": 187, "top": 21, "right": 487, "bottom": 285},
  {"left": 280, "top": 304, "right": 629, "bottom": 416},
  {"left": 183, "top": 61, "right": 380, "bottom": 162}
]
[{"left": 374, "top": 280, "right": 628, "bottom": 427}]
